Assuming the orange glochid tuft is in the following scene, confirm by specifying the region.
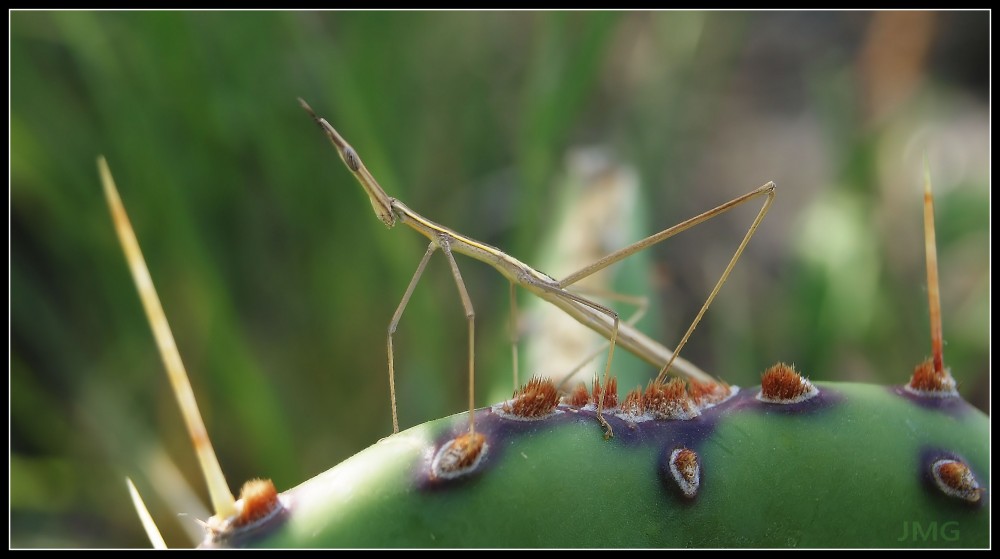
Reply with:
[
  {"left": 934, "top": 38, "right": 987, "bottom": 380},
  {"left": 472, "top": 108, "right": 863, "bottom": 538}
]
[
  {"left": 907, "top": 358, "right": 958, "bottom": 396},
  {"left": 758, "top": 363, "right": 818, "bottom": 403},
  {"left": 592, "top": 375, "right": 619, "bottom": 409},
  {"left": 432, "top": 432, "right": 488, "bottom": 479},
  {"left": 502, "top": 376, "right": 560, "bottom": 418},
  {"left": 235, "top": 478, "right": 281, "bottom": 528},
  {"left": 932, "top": 459, "right": 982, "bottom": 503},
  {"left": 669, "top": 447, "right": 701, "bottom": 498},
  {"left": 620, "top": 387, "right": 645, "bottom": 415},
  {"left": 565, "top": 382, "right": 590, "bottom": 407},
  {"left": 687, "top": 378, "right": 731, "bottom": 407},
  {"left": 644, "top": 378, "right": 698, "bottom": 420}
]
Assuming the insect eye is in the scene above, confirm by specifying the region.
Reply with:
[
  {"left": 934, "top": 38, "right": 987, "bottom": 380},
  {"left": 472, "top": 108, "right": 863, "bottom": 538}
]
[{"left": 343, "top": 147, "right": 361, "bottom": 172}]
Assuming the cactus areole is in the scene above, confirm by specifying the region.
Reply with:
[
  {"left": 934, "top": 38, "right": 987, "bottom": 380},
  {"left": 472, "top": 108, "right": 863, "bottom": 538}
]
[{"left": 203, "top": 378, "right": 988, "bottom": 548}]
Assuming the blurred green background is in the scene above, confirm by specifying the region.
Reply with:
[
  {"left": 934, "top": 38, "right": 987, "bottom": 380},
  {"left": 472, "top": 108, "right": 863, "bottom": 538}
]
[{"left": 10, "top": 11, "right": 989, "bottom": 547}]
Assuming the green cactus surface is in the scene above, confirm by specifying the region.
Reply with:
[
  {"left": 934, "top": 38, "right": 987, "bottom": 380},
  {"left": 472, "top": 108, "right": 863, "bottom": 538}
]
[{"left": 208, "top": 381, "right": 988, "bottom": 548}]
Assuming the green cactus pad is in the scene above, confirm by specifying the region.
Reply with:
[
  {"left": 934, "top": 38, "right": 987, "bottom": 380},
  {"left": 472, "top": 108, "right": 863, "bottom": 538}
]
[{"left": 215, "top": 382, "right": 987, "bottom": 548}]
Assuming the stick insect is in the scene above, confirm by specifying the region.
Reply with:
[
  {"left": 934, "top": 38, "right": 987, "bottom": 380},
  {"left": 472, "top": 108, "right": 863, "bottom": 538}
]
[{"left": 299, "top": 99, "right": 774, "bottom": 439}]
